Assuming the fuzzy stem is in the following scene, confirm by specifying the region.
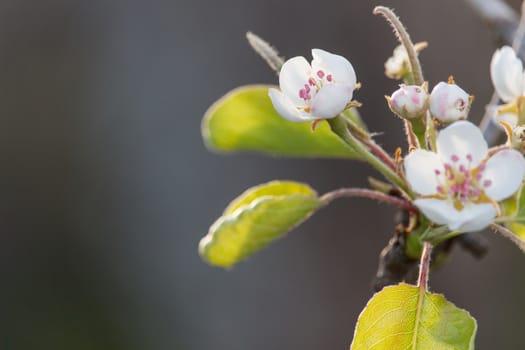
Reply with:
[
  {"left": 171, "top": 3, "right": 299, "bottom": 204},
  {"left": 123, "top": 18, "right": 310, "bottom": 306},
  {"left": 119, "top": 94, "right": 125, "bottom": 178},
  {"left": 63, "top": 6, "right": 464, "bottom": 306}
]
[
  {"left": 490, "top": 223, "right": 525, "bottom": 253},
  {"left": 246, "top": 32, "right": 284, "bottom": 73},
  {"left": 320, "top": 188, "right": 417, "bottom": 213},
  {"left": 358, "top": 136, "right": 398, "bottom": 172},
  {"left": 373, "top": 6, "right": 424, "bottom": 85},
  {"left": 328, "top": 116, "right": 412, "bottom": 196}
]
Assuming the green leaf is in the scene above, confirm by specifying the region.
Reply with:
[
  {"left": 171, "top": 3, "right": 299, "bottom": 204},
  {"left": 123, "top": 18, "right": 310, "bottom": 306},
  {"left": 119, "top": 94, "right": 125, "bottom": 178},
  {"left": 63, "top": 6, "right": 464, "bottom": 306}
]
[
  {"left": 351, "top": 283, "right": 477, "bottom": 350},
  {"left": 199, "top": 180, "right": 321, "bottom": 268},
  {"left": 202, "top": 85, "right": 364, "bottom": 158},
  {"left": 501, "top": 184, "right": 525, "bottom": 239}
]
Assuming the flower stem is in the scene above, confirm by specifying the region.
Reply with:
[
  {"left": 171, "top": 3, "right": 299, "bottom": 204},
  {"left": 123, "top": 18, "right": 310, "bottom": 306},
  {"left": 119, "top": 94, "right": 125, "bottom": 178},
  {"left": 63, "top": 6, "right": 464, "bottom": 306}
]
[
  {"left": 490, "top": 223, "right": 525, "bottom": 253},
  {"left": 410, "top": 117, "right": 428, "bottom": 149},
  {"left": 357, "top": 135, "right": 398, "bottom": 172},
  {"left": 373, "top": 6, "right": 424, "bottom": 85},
  {"left": 328, "top": 116, "right": 412, "bottom": 197},
  {"left": 320, "top": 187, "right": 417, "bottom": 213}
]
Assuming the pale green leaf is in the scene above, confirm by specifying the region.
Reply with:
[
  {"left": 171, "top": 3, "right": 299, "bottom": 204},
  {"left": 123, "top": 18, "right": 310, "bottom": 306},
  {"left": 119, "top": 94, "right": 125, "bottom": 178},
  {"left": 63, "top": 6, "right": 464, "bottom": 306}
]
[
  {"left": 199, "top": 180, "right": 321, "bottom": 268},
  {"left": 202, "top": 85, "right": 364, "bottom": 158},
  {"left": 351, "top": 283, "right": 477, "bottom": 350}
]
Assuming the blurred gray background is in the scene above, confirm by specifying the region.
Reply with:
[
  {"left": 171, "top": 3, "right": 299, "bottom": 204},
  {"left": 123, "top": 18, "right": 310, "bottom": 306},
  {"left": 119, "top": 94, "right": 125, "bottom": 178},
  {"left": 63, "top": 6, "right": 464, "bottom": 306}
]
[{"left": 0, "top": 0, "right": 523, "bottom": 349}]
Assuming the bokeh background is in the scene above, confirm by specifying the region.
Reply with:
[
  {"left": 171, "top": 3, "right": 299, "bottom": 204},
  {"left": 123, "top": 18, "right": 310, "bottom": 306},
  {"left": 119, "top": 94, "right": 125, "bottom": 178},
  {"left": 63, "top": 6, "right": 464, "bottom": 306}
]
[{"left": 0, "top": 0, "right": 523, "bottom": 349}]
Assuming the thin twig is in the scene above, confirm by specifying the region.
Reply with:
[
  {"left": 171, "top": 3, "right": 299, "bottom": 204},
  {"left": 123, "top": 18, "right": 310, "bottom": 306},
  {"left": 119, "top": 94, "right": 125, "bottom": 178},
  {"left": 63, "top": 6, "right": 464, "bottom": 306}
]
[
  {"left": 490, "top": 223, "right": 525, "bottom": 253},
  {"left": 373, "top": 6, "right": 424, "bottom": 85},
  {"left": 246, "top": 32, "right": 284, "bottom": 74},
  {"left": 320, "top": 188, "right": 417, "bottom": 213},
  {"left": 358, "top": 136, "right": 398, "bottom": 172}
]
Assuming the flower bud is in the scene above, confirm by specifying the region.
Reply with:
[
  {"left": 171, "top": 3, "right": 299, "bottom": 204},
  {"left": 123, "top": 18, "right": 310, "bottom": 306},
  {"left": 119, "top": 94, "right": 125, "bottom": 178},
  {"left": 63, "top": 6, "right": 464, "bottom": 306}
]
[
  {"left": 386, "top": 84, "right": 429, "bottom": 119},
  {"left": 429, "top": 78, "right": 472, "bottom": 123}
]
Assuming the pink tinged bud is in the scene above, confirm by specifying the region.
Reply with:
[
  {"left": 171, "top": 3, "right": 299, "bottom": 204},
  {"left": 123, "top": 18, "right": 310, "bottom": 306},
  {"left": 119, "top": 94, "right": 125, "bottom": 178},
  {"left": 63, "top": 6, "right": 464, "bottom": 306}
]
[
  {"left": 387, "top": 84, "right": 429, "bottom": 119},
  {"left": 429, "top": 81, "right": 471, "bottom": 123}
]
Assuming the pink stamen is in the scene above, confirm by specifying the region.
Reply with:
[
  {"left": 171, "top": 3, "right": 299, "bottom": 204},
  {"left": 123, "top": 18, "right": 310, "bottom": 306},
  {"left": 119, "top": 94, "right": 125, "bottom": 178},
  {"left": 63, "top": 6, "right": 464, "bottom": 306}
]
[
  {"left": 317, "top": 70, "right": 325, "bottom": 79},
  {"left": 326, "top": 74, "right": 333, "bottom": 82},
  {"left": 466, "top": 154, "right": 473, "bottom": 162},
  {"left": 434, "top": 169, "right": 441, "bottom": 175},
  {"left": 308, "top": 78, "right": 315, "bottom": 86},
  {"left": 483, "top": 179, "right": 492, "bottom": 187},
  {"left": 451, "top": 155, "right": 459, "bottom": 162}
]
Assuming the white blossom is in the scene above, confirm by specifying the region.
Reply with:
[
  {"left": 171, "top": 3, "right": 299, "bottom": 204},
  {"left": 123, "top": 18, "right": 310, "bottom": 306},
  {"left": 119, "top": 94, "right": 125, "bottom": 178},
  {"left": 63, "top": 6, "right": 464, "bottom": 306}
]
[
  {"left": 490, "top": 46, "right": 525, "bottom": 127},
  {"left": 268, "top": 49, "right": 356, "bottom": 122},
  {"left": 429, "top": 80, "right": 471, "bottom": 123},
  {"left": 491, "top": 46, "right": 525, "bottom": 103},
  {"left": 385, "top": 45, "right": 409, "bottom": 80},
  {"left": 404, "top": 121, "right": 525, "bottom": 232},
  {"left": 384, "top": 42, "right": 427, "bottom": 80}
]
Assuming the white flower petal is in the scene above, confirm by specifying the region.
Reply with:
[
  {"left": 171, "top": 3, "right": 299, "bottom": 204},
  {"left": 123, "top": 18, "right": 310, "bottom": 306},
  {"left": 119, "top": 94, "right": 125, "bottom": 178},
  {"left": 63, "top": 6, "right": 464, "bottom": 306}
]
[
  {"left": 437, "top": 121, "right": 488, "bottom": 167},
  {"left": 491, "top": 46, "right": 523, "bottom": 102},
  {"left": 309, "top": 83, "right": 353, "bottom": 119},
  {"left": 449, "top": 204, "right": 496, "bottom": 233},
  {"left": 414, "top": 199, "right": 497, "bottom": 232},
  {"left": 268, "top": 88, "right": 312, "bottom": 122},
  {"left": 279, "top": 56, "right": 311, "bottom": 106},
  {"left": 482, "top": 149, "right": 525, "bottom": 201},
  {"left": 413, "top": 198, "right": 460, "bottom": 226},
  {"left": 404, "top": 150, "right": 444, "bottom": 195},
  {"left": 311, "top": 49, "right": 356, "bottom": 86}
]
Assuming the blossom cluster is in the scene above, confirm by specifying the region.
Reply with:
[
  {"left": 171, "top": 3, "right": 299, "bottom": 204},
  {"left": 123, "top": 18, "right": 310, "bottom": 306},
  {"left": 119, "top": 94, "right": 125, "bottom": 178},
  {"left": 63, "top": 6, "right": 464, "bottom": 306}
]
[{"left": 268, "top": 47, "right": 525, "bottom": 233}]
